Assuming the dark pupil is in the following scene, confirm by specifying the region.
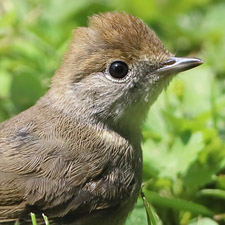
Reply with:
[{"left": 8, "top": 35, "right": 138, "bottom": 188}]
[{"left": 109, "top": 61, "right": 128, "bottom": 79}]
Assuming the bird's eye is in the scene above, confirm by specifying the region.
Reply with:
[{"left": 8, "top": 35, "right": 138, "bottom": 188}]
[{"left": 109, "top": 61, "right": 129, "bottom": 79}]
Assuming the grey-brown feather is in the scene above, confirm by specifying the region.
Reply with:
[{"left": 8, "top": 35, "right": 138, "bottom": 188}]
[{"left": 0, "top": 103, "right": 142, "bottom": 224}]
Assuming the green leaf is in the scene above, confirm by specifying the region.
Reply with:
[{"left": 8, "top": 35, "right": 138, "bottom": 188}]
[
  {"left": 0, "top": 72, "right": 11, "bottom": 97},
  {"left": 143, "top": 132, "right": 204, "bottom": 179},
  {"left": 11, "top": 73, "right": 45, "bottom": 111},
  {"left": 126, "top": 198, "right": 148, "bottom": 225}
]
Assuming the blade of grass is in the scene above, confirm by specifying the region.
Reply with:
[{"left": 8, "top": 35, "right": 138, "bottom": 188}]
[
  {"left": 42, "top": 213, "right": 50, "bottom": 225},
  {"left": 141, "top": 191, "right": 162, "bottom": 225},
  {"left": 143, "top": 189, "right": 214, "bottom": 217},
  {"left": 31, "top": 213, "right": 37, "bottom": 225},
  {"left": 198, "top": 189, "right": 225, "bottom": 200}
]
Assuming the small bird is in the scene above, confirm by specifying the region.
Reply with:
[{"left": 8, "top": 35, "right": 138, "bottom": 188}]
[{"left": 0, "top": 12, "right": 202, "bottom": 225}]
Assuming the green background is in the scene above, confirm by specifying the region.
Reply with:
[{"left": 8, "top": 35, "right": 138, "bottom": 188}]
[{"left": 0, "top": 0, "right": 225, "bottom": 224}]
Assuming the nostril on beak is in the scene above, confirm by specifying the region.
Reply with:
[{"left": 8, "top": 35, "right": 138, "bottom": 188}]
[
  {"left": 164, "top": 59, "right": 176, "bottom": 66},
  {"left": 156, "top": 56, "right": 203, "bottom": 75}
]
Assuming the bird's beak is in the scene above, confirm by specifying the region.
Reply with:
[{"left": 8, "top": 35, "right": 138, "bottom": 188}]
[{"left": 156, "top": 56, "right": 203, "bottom": 75}]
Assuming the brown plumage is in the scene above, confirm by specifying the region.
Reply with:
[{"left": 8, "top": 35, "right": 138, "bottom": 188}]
[{"left": 0, "top": 12, "right": 202, "bottom": 225}]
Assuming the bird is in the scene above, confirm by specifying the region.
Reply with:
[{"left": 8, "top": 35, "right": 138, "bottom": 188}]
[{"left": 0, "top": 12, "right": 203, "bottom": 225}]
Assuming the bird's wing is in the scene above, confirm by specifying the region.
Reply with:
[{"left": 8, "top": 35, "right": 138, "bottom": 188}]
[
  {"left": 0, "top": 111, "right": 134, "bottom": 221},
  {"left": 0, "top": 172, "right": 26, "bottom": 223}
]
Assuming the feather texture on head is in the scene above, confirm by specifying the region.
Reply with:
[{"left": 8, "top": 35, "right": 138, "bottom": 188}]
[{"left": 53, "top": 12, "right": 171, "bottom": 85}]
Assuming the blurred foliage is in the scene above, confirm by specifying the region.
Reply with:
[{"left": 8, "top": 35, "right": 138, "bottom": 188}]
[{"left": 0, "top": 0, "right": 225, "bottom": 225}]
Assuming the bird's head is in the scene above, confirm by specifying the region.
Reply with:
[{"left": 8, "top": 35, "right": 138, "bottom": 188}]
[{"left": 49, "top": 12, "right": 202, "bottom": 136}]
